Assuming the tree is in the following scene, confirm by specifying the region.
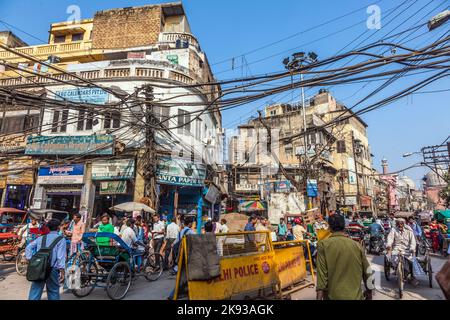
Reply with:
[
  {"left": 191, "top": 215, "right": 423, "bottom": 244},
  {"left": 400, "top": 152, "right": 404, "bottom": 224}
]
[{"left": 439, "top": 172, "right": 450, "bottom": 207}]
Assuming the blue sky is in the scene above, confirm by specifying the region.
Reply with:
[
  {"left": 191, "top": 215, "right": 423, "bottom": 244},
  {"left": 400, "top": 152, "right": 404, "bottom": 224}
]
[{"left": 1, "top": 0, "right": 449, "bottom": 187}]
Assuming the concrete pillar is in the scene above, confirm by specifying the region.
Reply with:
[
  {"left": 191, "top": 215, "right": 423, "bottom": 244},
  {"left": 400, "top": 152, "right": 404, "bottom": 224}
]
[
  {"left": 31, "top": 185, "right": 46, "bottom": 209},
  {"left": 81, "top": 163, "right": 95, "bottom": 225}
]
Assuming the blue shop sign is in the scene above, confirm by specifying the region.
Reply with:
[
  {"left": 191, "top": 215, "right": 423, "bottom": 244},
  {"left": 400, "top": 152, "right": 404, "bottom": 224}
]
[
  {"left": 55, "top": 88, "right": 109, "bottom": 104},
  {"left": 307, "top": 179, "right": 318, "bottom": 197},
  {"left": 37, "top": 164, "right": 85, "bottom": 185},
  {"left": 25, "top": 135, "right": 114, "bottom": 155}
]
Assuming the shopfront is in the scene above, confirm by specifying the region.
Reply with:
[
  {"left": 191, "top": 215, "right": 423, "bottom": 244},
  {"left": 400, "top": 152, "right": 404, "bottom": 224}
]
[
  {"left": 3, "top": 158, "right": 34, "bottom": 210},
  {"left": 91, "top": 159, "right": 135, "bottom": 217},
  {"left": 156, "top": 157, "right": 207, "bottom": 222},
  {"left": 37, "top": 164, "right": 85, "bottom": 217}
]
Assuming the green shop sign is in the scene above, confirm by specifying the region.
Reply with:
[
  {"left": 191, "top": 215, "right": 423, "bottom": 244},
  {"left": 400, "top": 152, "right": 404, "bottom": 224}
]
[
  {"left": 25, "top": 135, "right": 114, "bottom": 155},
  {"left": 156, "top": 157, "right": 206, "bottom": 187},
  {"left": 100, "top": 181, "right": 127, "bottom": 195}
]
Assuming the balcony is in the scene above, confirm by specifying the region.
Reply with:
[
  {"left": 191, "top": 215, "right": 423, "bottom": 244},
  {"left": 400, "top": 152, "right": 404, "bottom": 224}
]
[
  {"left": 0, "top": 41, "right": 95, "bottom": 63},
  {"left": 158, "top": 32, "right": 200, "bottom": 51}
]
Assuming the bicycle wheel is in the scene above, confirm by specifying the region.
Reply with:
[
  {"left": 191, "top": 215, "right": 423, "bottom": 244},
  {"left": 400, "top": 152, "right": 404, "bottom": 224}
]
[
  {"left": 15, "top": 250, "right": 28, "bottom": 276},
  {"left": 383, "top": 255, "right": 391, "bottom": 281},
  {"left": 144, "top": 253, "right": 163, "bottom": 282},
  {"left": 106, "top": 262, "right": 132, "bottom": 300},
  {"left": 427, "top": 257, "right": 433, "bottom": 288},
  {"left": 72, "top": 260, "right": 98, "bottom": 298},
  {"left": 397, "top": 260, "right": 403, "bottom": 299}
]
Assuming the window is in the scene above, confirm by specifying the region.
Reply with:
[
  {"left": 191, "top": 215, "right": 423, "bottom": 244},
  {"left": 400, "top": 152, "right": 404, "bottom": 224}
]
[
  {"left": 1, "top": 117, "right": 24, "bottom": 134},
  {"left": 24, "top": 115, "right": 39, "bottom": 131},
  {"left": 309, "top": 133, "right": 317, "bottom": 145},
  {"left": 285, "top": 145, "right": 293, "bottom": 158},
  {"left": 104, "top": 112, "right": 121, "bottom": 129},
  {"left": 177, "top": 109, "right": 190, "bottom": 134},
  {"left": 270, "top": 110, "right": 276, "bottom": 116},
  {"left": 54, "top": 35, "right": 66, "bottom": 43},
  {"left": 195, "top": 119, "right": 202, "bottom": 141},
  {"left": 153, "top": 106, "right": 170, "bottom": 125},
  {"left": 71, "top": 33, "right": 84, "bottom": 42},
  {"left": 76, "top": 110, "right": 94, "bottom": 131},
  {"left": 51, "top": 110, "right": 69, "bottom": 133},
  {"left": 336, "top": 140, "right": 346, "bottom": 153}
]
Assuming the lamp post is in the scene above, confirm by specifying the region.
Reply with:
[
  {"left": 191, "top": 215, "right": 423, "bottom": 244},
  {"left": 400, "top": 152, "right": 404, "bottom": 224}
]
[{"left": 283, "top": 52, "right": 318, "bottom": 210}]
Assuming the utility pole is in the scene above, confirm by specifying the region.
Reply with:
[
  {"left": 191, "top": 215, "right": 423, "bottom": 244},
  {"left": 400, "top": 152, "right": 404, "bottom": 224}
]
[
  {"left": 141, "top": 85, "right": 158, "bottom": 211},
  {"left": 351, "top": 131, "right": 361, "bottom": 211}
]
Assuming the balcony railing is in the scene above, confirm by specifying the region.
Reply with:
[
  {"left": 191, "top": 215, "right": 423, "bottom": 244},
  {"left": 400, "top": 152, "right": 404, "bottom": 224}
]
[
  {"left": 158, "top": 32, "right": 200, "bottom": 50},
  {"left": 0, "top": 41, "right": 93, "bottom": 60}
]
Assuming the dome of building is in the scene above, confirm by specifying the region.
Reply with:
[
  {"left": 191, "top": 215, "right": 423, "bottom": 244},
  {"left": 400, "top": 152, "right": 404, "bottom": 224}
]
[
  {"left": 397, "top": 175, "right": 416, "bottom": 190},
  {"left": 424, "top": 166, "right": 446, "bottom": 187}
]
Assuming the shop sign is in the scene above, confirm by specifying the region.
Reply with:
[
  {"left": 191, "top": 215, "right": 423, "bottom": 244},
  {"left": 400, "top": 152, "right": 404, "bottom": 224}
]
[
  {"left": 6, "top": 159, "right": 34, "bottom": 185},
  {"left": 100, "top": 181, "right": 127, "bottom": 195},
  {"left": 55, "top": 88, "right": 109, "bottom": 104},
  {"left": 345, "top": 196, "right": 357, "bottom": 206},
  {"left": 167, "top": 55, "right": 179, "bottom": 65},
  {"left": 0, "top": 163, "right": 7, "bottom": 189},
  {"left": 275, "top": 181, "right": 291, "bottom": 193},
  {"left": 347, "top": 158, "right": 357, "bottom": 185},
  {"left": 306, "top": 179, "right": 318, "bottom": 197},
  {"left": 127, "top": 51, "right": 146, "bottom": 59},
  {"left": 235, "top": 183, "right": 259, "bottom": 191},
  {"left": 37, "top": 164, "right": 85, "bottom": 185},
  {"left": 25, "top": 135, "right": 114, "bottom": 156},
  {"left": 92, "top": 159, "right": 135, "bottom": 181},
  {"left": 0, "top": 134, "right": 27, "bottom": 153},
  {"left": 156, "top": 157, "right": 206, "bottom": 187},
  {"left": 205, "top": 185, "right": 220, "bottom": 204}
]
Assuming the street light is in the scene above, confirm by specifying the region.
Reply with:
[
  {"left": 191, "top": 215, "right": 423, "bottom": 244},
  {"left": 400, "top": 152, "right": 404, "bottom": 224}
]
[
  {"left": 402, "top": 151, "right": 422, "bottom": 158},
  {"left": 283, "top": 51, "right": 318, "bottom": 210},
  {"left": 428, "top": 9, "right": 450, "bottom": 31}
]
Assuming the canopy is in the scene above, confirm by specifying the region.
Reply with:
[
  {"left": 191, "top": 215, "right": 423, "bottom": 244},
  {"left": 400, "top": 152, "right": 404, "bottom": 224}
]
[
  {"left": 109, "top": 202, "right": 155, "bottom": 214},
  {"left": 394, "top": 212, "right": 415, "bottom": 219},
  {"left": 29, "top": 209, "right": 69, "bottom": 221},
  {"left": 435, "top": 210, "right": 450, "bottom": 220},
  {"left": 0, "top": 208, "right": 26, "bottom": 215},
  {"left": 238, "top": 200, "right": 267, "bottom": 212}
]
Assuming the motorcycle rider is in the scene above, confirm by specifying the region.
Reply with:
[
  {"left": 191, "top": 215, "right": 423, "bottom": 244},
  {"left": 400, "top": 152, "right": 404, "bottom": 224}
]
[
  {"left": 407, "top": 216, "right": 423, "bottom": 255},
  {"left": 386, "top": 218, "right": 419, "bottom": 287},
  {"left": 368, "top": 219, "right": 385, "bottom": 253}
]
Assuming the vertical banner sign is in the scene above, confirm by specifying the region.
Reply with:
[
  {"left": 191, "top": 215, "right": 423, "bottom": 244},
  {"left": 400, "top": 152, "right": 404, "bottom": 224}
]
[{"left": 347, "top": 157, "right": 357, "bottom": 185}]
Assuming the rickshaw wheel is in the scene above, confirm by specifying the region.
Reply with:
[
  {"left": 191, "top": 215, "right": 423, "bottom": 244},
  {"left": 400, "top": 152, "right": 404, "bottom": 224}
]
[
  {"left": 383, "top": 255, "right": 391, "bottom": 281},
  {"left": 397, "top": 260, "right": 403, "bottom": 299},
  {"left": 144, "top": 253, "right": 164, "bottom": 282},
  {"left": 427, "top": 257, "right": 433, "bottom": 288},
  {"left": 106, "top": 262, "right": 131, "bottom": 300},
  {"left": 72, "top": 260, "right": 98, "bottom": 298},
  {"left": 15, "top": 250, "right": 28, "bottom": 276}
]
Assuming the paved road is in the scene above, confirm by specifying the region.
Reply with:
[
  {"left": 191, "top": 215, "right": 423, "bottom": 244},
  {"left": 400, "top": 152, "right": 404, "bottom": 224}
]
[{"left": 0, "top": 254, "right": 447, "bottom": 300}]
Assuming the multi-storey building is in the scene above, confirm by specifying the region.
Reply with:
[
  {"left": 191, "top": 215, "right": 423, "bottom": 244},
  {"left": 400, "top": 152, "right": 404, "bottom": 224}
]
[{"left": 0, "top": 2, "right": 224, "bottom": 223}]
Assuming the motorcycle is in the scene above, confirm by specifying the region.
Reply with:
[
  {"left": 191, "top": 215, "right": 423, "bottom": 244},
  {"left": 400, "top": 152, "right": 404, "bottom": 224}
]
[{"left": 368, "top": 233, "right": 385, "bottom": 255}]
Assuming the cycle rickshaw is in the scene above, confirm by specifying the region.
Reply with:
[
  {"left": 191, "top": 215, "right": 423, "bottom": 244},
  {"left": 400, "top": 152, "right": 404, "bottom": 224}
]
[
  {"left": 68, "top": 232, "right": 163, "bottom": 300},
  {"left": 383, "top": 250, "right": 433, "bottom": 299},
  {"left": 0, "top": 208, "right": 27, "bottom": 263},
  {"left": 15, "top": 209, "right": 69, "bottom": 276}
]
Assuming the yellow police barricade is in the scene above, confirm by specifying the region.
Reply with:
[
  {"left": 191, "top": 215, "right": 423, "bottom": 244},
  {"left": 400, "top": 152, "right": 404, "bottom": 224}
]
[
  {"left": 173, "top": 231, "right": 314, "bottom": 300},
  {"left": 173, "top": 231, "right": 279, "bottom": 300},
  {"left": 272, "top": 239, "right": 315, "bottom": 299}
]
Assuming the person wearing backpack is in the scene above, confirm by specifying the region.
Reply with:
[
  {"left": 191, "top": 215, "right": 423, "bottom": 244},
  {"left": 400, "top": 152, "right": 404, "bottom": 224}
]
[{"left": 25, "top": 219, "right": 67, "bottom": 300}]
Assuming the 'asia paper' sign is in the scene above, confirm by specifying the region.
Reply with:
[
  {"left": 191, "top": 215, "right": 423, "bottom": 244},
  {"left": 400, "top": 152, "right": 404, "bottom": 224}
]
[
  {"left": 55, "top": 88, "right": 109, "bottom": 105},
  {"left": 37, "top": 164, "right": 85, "bottom": 185},
  {"left": 92, "top": 159, "right": 135, "bottom": 181},
  {"left": 156, "top": 157, "right": 206, "bottom": 187},
  {"left": 25, "top": 135, "right": 114, "bottom": 156}
]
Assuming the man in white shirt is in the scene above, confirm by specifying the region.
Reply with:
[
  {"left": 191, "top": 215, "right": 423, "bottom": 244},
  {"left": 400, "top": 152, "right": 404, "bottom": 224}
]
[
  {"left": 18, "top": 218, "right": 40, "bottom": 247},
  {"left": 152, "top": 215, "right": 165, "bottom": 265},
  {"left": 292, "top": 218, "right": 307, "bottom": 241},
  {"left": 164, "top": 217, "right": 180, "bottom": 269},
  {"left": 120, "top": 220, "right": 137, "bottom": 247}
]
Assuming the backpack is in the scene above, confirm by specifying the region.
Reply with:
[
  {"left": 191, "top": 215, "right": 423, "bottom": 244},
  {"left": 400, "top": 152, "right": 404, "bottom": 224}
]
[
  {"left": 172, "top": 228, "right": 191, "bottom": 264},
  {"left": 26, "top": 235, "right": 63, "bottom": 282}
]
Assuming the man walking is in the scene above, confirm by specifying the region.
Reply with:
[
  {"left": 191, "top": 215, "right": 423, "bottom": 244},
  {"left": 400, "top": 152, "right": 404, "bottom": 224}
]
[
  {"left": 164, "top": 217, "right": 179, "bottom": 269},
  {"left": 66, "top": 213, "right": 85, "bottom": 255},
  {"left": 316, "top": 214, "right": 374, "bottom": 300},
  {"left": 152, "top": 214, "right": 165, "bottom": 257},
  {"left": 25, "top": 219, "right": 67, "bottom": 300}
]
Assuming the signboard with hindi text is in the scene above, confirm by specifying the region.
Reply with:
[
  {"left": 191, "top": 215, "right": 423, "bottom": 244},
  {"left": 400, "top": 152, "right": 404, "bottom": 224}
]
[
  {"left": 25, "top": 135, "right": 114, "bottom": 156},
  {"left": 0, "top": 134, "right": 27, "bottom": 153},
  {"left": 6, "top": 158, "right": 34, "bottom": 185}
]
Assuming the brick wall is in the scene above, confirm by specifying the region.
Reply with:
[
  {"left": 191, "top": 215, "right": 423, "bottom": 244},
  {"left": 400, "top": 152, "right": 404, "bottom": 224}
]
[{"left": 92, "top": 5, "right": 162, "bottom": 49}]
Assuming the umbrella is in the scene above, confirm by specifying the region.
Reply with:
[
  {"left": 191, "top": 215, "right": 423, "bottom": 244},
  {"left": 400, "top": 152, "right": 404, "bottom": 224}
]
[
  {"left": 239, "top": 200, "right": 267, "bottom": 212},
  {"left": 109, "top": 202, "right": 155, "bottom": 214}
]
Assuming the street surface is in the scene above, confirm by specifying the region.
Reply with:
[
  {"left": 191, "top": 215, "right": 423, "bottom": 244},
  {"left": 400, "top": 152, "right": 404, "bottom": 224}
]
[{"left": 0, "top": 254, "right": 446, "bottom": 300}]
